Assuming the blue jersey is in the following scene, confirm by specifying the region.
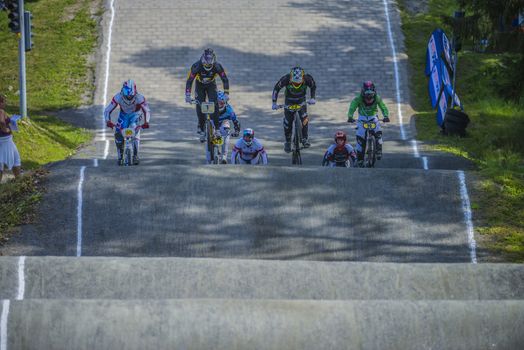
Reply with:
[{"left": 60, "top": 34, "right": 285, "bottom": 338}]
[{"left": 219, "top": 105, "right": 238, "bottom": 123}]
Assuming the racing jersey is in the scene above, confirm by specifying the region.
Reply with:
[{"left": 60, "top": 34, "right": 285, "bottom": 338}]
[
  {"left": 104, "top": 92, "right": 150, "bottom": 123},
  {"left": 272, "top": 73, "right": 316, "bottom": 104},
  {"left": 219, "top": 105, "right": 239, "bottom": 124},
  {"left": 325, "top": 143, "right": 356, "bottom": 162},
  {"left": 186, "top": 61, "right": 229, "bottom": 93},
  {"left": 347, "top": 94, "right": 389, "bottom": 118},
  {"left": 231, "top": 138, "right": 268, "bottom": 164}
]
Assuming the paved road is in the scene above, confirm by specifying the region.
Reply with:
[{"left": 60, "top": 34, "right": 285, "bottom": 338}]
[{"left": 1, "top": 0, "right": 475, "bottom": 260}]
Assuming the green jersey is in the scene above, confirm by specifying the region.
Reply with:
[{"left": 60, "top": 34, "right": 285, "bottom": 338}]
[{"left": 347, "top": 94, "right": 389, "bottom": 118}]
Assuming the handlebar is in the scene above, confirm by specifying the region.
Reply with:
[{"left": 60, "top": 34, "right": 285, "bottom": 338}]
[{"left": 276, "top": 101, "right": 310, "bottom": 110}]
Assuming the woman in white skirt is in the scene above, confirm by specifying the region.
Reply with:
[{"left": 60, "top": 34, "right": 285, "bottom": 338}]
[{"left": 0, "top": 94, "right": 21, "bottom": 182}]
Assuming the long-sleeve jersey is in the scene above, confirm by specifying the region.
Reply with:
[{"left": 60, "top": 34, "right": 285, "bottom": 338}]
[
  {"left": 104, "top": 92, "right": 151, "bottom": 123},
  {"left": 186, "top": 61, "right": 229, "bottom": 94},
  {"left": 231, "top": 138, "right": 268, "bottom": 164},
  {"left": 272, "top": 73, "right": 316, "bottom": 104},
  {"left": 325, "top": 143, "right": 355, "bottom": 162},
  {"left": 219, "top": 105, "right": 239, "bottom": 125},
  {"left": 347, "top": 94, "right": 389, "bottom": 118}
]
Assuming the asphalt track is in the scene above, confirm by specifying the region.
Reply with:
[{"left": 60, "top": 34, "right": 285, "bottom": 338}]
[{"left": 0, "top": 0, "right": 522, "bottom": 349}]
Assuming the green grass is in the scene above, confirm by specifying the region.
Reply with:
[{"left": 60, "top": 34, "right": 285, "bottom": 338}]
[
  {"left": 398, "top": 0, "right": 524, "bottom": 261},
  {"left": 0, "top": 0, "right": 98, "bottom": 240}
]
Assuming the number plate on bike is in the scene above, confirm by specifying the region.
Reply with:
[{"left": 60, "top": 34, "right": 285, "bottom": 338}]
[
  {"left": 287, "top": 104, "right": 302, "bottom": 111},
  {"left": 200, "top": 102, "right": 215, "bottom": 114},
  {"left": 123, "top": 128, "right": 135, "bottom": 137}
]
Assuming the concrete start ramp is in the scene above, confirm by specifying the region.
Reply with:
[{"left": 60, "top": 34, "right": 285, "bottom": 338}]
[
  {"left": 0, "top": 257, "right": 523, "bottom": 349},
  {"left": 2, "top": 299, "right": 523, "bottom": 350}
]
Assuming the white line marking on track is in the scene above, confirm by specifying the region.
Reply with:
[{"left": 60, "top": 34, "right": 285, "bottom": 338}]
[
  {"left": 76, "top": 166, "right": 86, "bottom": 257},
  {"left": 382, "top": 0, "right": 406, "bottom": 140},
  {"left": 103, "top": 140, "right": 110, "bottom": 160},
  {"left": 458, "top": 170, "right": 477, "bottom": 263},
  {"left": 411, "top": 139, "right": 420, "bottom": 157},
  {"left": 93, "top": 158, "right": 98, "bottom": 167},
  {"left": 16, "top": 257, "right": 25, "bottom": 301},
  {"left": 101, "top": 0, "right": 116, "bottom": 143},
  {"left": 0, "top": 300, "right": 9, "bottom": 350},
  {"left": 422, "top": 156, "right": 428, "bottom": 170}
]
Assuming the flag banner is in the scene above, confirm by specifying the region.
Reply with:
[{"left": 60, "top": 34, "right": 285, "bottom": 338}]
[
  {"left": 441, "top": 60, "right": 451, "bottom": 87},
  {"left": 441, "top": 31, "right": 453, "bottom": 71},
  {"left": 437, "top": 90, "right": 448, "bottom": 126},
  {"left": 428, "top": 63, "right": 442, "bottom": 108},
  {"left": 444, "top": 84, "right": 463, "bottom": 109},
  {"left": 425, "top": 30, "right": 442, "bottom": 76}
]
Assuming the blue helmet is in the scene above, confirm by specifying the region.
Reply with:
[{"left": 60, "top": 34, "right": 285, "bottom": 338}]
[
  {"left": 217, "top": 90, "right": 229, "bottom": 112},
  {"left": 121, "top": 79, "right": 137, "bottom": 102}
]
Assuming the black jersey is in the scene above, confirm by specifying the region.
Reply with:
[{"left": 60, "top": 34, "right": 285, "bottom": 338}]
[
  {"left": 186, "top": 61, "right": 229, "bottom": 93},
  {"left": 272, "top": 73, "right": 316, "bottom": 104}
]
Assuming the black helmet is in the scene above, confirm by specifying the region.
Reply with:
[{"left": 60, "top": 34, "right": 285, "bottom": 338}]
[
  {"left": 201, "top": 48, "right": 216, "bottom": 71},
  {"left": 361, "top": 81, "right": 376, "bottom": 105}
]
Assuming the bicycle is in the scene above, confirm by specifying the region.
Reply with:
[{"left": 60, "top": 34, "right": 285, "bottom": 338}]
[
  {"left": 191, "top": 99, "right": 223, "bottom": 164},
  {"left": 116, "top": 112, "right": 143, "bottom": 166},
  {"left": 277, "top": 101, "right": 309, "bottom": 165},
  {"left": 353, "top": 118, "right": 385, "bottom": 168}
]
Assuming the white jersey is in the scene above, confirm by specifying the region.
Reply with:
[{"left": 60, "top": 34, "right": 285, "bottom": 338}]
[
  {"left": 104, "top": 92, "right": 150, "bottom": 123},
  {"left": 231, "top": 138, "right": 268, "bottom": 165}
]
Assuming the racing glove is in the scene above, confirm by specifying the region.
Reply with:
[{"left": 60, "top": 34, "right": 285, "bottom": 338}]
[
  {"left": 142, "top": 122, "right": 150, "bottom": 129},
  {"left": 383, "top": 116, "right": 390, "bottom": 123},
  {"left": 272, "top": 102, "right": 278, "bottom": 110},
  {"left": 106, "top": 120, "right": 115, "bottom": 129},
  {"left": 347, "top": 117, "right": 355, "bottom": 123},
  {"left": 185, "top": 93, "right": 192, "bottom": 104},
  {"left": 307, "top": 98, "right": 316, "bottom": 105}
]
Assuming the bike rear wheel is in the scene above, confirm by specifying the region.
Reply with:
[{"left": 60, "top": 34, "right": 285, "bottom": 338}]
[
  {"left": 212, "top": 145, "right": 219, "bottom": 164},
  {"left": 205, "top": 120, "right": 214, "bottom": 164},
  {"left": 124, "top": 145, "right": 132, "bottom": 166}
]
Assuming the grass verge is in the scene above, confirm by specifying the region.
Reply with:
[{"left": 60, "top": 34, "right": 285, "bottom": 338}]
[
  {"left": 0, "top": 0, "right": 98, "bottom": 241},
  {"left": 398, "top": 0, "right": 524, "bottom": 261}
]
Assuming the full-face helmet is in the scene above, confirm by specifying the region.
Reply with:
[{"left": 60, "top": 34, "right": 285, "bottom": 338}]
[
  {"left": 201, "top": 48, "right": 216, "bottom": 71},
  {"left": 121, "top": 79, "right": 137, "bottom": 103},
  {"left": 243, "top": 128, "right": 255, "bottom": 146},
  {"left": 290, "top": 67, "right": 305, "bottom": 89},
  {"left": 334, "top": 130, "right": 347, "bottom": 145},
  {"left": 361, "top": 81, "right": 376, "bottom": 106},
  {"left": 217, "top": 90, "right": 229, "bottom": 112}
]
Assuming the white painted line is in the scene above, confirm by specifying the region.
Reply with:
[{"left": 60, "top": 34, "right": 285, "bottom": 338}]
[
  {"left": 411, "top": 139, "right": 420, "bottom": 157},
  {"left": 458, "top": 171, "right": 477, "bottom": 263},
  {"left": 93, "top": 158, "right": 98, "bottom": 167},
  {"left": 382, "top": 0, "right": 406, "bottom": 140},
  {"left": 0, "top": 300, "right": 9, "bottom": 350},
  {"left": 16, "top": 257, "right": 25, "bottom": 301},
  {"left": 422, "top": 156, "right": 428, "bottom": 170},
  {"left": 103, "top": 140, "right": 110, "bottom": 160},
  {"left": 101, "top": 0, "right": 116, "bottom": 142},
  {"left": 76, "top": 166, "right": 86, "bottom": 257}
]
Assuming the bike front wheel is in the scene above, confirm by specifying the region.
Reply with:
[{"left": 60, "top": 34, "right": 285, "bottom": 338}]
[{"left": 365, "top": 135, "right": 376, "bottom": 168}]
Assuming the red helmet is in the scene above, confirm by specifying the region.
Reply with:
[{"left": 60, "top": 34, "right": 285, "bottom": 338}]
[
  {"left": 361, "top": 81, "right": 376, "bottom": 105},
  {"left": 334, "top": 130, "right": 346, "bottom": 144}
]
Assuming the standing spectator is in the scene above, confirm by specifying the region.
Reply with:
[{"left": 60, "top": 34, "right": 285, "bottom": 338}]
[{"left": 0, "top": 94, "right": 21, "bottom": 182}]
